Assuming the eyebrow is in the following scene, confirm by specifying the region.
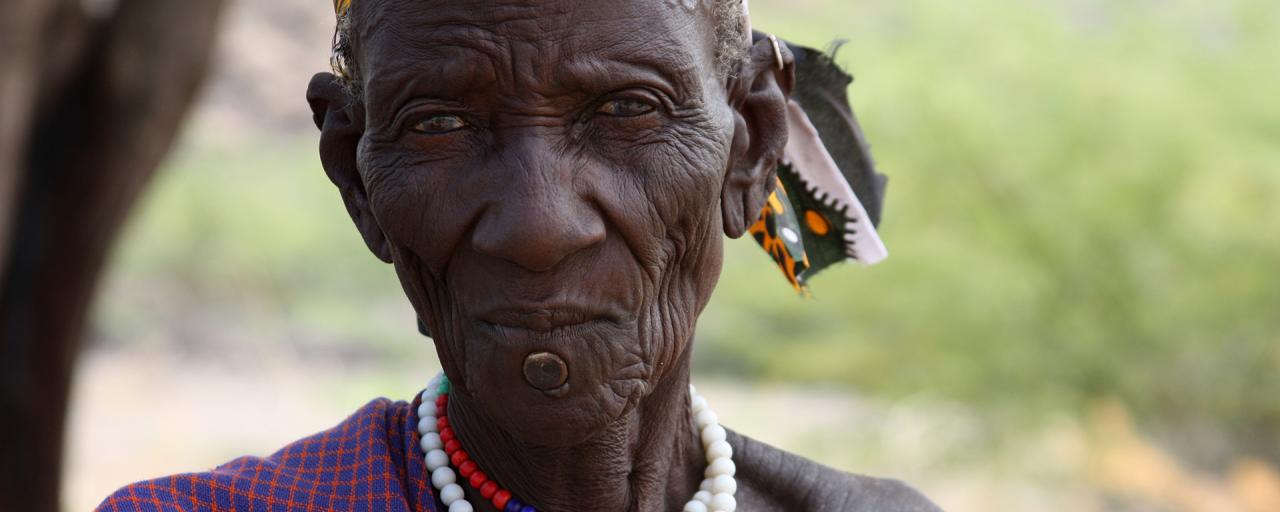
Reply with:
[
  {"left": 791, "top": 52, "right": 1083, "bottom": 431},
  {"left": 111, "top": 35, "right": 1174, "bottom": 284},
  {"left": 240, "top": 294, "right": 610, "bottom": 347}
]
[
  {"left": 361, "top": 25, "right": 505, "bottom": 121},
  {"left": 368, "top": 49, "right": 499, "bottom": 113},
  {"left": 556, "top": 52, "right": 702, "bottom": 104}
]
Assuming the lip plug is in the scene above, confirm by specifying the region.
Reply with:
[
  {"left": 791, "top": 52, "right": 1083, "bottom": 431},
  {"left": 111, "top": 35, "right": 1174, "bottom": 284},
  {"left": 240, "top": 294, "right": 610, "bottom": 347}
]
[{"left": 523, "top": 352, "right": 568, "bottom": 390}]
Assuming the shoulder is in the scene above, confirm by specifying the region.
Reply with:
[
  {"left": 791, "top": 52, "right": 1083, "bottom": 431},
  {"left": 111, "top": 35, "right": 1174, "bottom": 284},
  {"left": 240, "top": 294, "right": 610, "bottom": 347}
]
[
  {"left": 96, "top": 397, "right": 424, "bottom": 512},
  {"left": 727, "top": 429, "right": 943, "bottom": 512}
]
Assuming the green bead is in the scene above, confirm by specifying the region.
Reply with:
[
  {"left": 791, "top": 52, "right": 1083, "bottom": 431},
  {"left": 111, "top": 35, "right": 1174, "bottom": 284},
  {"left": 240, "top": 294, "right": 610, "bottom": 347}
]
[{"left": 438, "top": 379, "right": 450, "bottom": 393}]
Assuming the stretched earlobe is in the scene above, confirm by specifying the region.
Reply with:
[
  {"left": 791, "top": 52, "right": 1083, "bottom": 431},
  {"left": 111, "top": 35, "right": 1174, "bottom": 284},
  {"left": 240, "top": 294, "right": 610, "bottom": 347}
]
[
  {"left": 721, "top": 37, "right": 796, "bottom": 239},
  {"left": 721, "top": 112, "right": 777, "bottom": 239},
  {"left": 306, "top": 72, "right": 393, "bottom": 263}
]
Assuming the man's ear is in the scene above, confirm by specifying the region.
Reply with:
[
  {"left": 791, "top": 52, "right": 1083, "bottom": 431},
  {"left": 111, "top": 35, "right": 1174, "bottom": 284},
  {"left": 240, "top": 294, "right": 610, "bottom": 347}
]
[
  {"left": 721, "top": 38, "right": 797, "bottom": 239},
  {"left": 307, "top": 72, "right": 392, "bottom": 263}
]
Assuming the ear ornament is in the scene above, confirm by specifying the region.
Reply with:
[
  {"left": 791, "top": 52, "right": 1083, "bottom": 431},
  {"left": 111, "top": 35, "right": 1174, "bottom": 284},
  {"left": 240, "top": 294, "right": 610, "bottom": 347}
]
[
  {"left": 766, "top": 34, "right": 785, "bottom": 71},
  {"left": 330, "top": 0, "right": 354, "bottom": 81},
  {"left": 746, "top": 33, "right": 890, "bottom": 293}
]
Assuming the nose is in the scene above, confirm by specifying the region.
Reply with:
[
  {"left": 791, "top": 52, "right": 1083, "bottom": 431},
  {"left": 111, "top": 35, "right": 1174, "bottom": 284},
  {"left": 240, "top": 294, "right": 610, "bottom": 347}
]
[{"left": 471, "top": 145, "right": 606, "bottom": 272}]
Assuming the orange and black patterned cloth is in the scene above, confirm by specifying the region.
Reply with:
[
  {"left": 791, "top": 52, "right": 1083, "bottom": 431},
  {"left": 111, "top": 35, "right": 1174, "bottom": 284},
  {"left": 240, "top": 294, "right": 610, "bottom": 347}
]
[
  {"left": 745, "top": 34, "right": 889, "bottom": 293},
  {"left": 96, "top": 396, "right": 443, "bottom": 512}
]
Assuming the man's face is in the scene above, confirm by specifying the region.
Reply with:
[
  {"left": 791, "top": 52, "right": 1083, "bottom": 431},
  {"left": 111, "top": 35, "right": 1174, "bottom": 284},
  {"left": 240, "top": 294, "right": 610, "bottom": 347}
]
[{"left": 350, "top": 0, "right": 735, "bottom": 444}]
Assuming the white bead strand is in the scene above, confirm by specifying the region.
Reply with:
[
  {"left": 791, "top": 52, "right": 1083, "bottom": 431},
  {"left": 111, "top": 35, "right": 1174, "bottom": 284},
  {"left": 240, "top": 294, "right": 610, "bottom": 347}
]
[
  {"left": 418, "top": 375, "right": 464, "bottom": 510},
  {"left": 417, "top": 375, "right": 735, "bottom": 512},
  {"left": 684, "top": 384, "right": 738, "bottom": 512}
]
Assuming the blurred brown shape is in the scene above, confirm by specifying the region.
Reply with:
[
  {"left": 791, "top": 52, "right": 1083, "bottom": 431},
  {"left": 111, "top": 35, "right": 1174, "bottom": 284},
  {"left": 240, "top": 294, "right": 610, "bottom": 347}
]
[
  {"left": 0, "top": 0, "right": 226, "bottom": 510},
  {"left": 1089, "top": 399, "right": 1280, "bottom": 512}
]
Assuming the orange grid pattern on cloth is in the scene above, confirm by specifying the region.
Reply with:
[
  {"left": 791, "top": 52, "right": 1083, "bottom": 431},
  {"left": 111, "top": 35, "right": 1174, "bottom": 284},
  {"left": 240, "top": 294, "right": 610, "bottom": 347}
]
[{"left": 96, "top": 397, "right": 441, "bottom": 512}]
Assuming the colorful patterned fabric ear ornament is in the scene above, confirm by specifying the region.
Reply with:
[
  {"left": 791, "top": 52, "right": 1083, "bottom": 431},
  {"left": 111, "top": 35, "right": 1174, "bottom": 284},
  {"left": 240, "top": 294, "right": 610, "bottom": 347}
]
[
  {"left": 330, "top": 0, "right": 354, "bottom": 81},
  {"left": 747, "top": 32, "right": 889, "bottom": 293},
  {"left": 748, "top": 175, "right": 813, "bottom": 290}
]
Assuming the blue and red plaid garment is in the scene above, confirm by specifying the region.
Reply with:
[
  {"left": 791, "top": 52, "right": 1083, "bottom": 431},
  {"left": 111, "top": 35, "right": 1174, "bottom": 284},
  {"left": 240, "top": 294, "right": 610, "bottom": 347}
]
[{"left": 97, "top": 395, "right": 441, "bottom": 511}]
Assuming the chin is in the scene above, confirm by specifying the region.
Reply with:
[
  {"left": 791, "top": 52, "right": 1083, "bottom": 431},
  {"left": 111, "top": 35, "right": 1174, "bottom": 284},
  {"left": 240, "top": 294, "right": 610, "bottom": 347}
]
[{"left": 457, "top": 317, "right": 651, "bottom": 447}]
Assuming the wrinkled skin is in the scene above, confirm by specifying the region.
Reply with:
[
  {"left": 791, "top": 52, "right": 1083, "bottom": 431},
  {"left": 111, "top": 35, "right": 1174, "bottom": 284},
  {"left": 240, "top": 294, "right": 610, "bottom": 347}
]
[{"left": 307, "top": 0, "right": 940, "bottom": 510}]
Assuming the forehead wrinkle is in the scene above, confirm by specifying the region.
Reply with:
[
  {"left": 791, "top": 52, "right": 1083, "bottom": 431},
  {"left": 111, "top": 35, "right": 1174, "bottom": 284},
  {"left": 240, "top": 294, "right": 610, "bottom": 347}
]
[
  {"left": 358, "top": 0, "right": 563, "bottom": 63},
  {"left": 365, "top": 22, "right": 507, "bottom": 72},
  {"left": 355, "top": 0, "right": 553, "bottom": 30},
  {"left": 361, "top": 15, "right": 571, "bottom": 104},
  {"left": 362, "top": 26, "right": 505, "bottom": 104},
  {"left": 358, "top": 0, "right": 723, "bottom": 110},
  {"left": 557, "top": 4, "right": 716, "bottom": 97}
]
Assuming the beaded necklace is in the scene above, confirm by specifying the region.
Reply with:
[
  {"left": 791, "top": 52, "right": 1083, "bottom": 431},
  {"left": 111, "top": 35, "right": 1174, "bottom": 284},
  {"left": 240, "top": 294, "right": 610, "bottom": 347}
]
[{"left": 414, "top": 374, "right": 739, "bottom": 512}]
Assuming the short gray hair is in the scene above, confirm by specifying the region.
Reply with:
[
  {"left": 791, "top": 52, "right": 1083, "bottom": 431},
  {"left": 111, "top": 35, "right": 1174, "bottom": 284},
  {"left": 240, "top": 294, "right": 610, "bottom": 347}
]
[{"left": 333, "top": 0, "right": 748, "bottom": 96}]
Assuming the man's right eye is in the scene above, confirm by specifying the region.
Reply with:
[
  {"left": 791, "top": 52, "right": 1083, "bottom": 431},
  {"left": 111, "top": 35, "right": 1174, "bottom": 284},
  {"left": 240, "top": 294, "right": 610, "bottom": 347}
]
[
  {"left": 596, "top": 98, "right": 657, "bottom": 118},
  {"left": 411, "top": 114, "right": 468, "bottom": 134}
]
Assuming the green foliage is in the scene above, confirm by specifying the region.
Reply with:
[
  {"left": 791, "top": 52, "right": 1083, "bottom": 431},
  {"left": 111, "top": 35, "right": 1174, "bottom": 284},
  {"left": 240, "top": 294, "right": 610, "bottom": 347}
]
[
  {"left": 101, "top": 142, "right": 415, "bottom": 352},
  {"left": 699, "top": 0, "right": 1280, "bottom": 459},
  {"left": 101, "top": 0, "right": 1280, "bottom": 462}
]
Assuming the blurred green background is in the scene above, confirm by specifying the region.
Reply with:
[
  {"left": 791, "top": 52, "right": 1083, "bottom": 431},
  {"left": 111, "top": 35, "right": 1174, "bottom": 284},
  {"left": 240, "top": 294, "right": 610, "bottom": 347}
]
[{"left": 73, "top": 0, "right": 1280, "bottom": 510}]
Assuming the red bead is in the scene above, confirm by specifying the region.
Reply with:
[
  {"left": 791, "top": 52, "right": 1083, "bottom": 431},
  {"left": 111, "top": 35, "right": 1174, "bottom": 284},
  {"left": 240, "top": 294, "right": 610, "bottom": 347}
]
[
  {"left": 458, "top": 460, "right": 477, "bottom": 479},
  {"left": 443, "top": 439, "right": 461, "bottom": 454},
  {"left": 450, "top": 449, "right": 469, "bottom": 466},
  {"left": 468, "top": 469, "right": 487, "bottom": 488},
  {"left": 436, "top": 405, "right": 447, "bottom": 417},
  {"left": 440, "top": 427, "right": 455, "bottom": 443},
  {"left": 479, "top": 481, "right": 498, "bottom": 499},
  {"left": 493, "top": 490, "right": 511, "bottom": 509},
  {"left": 435, "top": 395, "right": 447, "bottom": 407},
  {"left": 437, "top": 416, "right": 450, "bottom": 430}
]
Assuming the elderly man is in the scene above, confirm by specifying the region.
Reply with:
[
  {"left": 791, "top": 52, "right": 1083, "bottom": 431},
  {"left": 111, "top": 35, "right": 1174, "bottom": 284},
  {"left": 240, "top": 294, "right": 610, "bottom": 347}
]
[{"left": 98, "top": 0, "right": 939, "bottom": 510}]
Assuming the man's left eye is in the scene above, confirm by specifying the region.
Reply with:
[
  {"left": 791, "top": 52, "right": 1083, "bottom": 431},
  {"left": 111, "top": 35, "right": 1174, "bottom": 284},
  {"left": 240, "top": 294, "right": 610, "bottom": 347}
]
[
  {"left": 596, "top": 98, "right": 656, "bottom": 117},
  {"left": 411, "top": 114, "right": 468, "bottom": 134}
]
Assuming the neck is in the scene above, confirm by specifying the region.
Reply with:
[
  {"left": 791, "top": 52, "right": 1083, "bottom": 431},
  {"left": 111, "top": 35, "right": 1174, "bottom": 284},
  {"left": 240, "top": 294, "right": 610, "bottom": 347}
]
[{"left": 446, "top": 358, "right": 704, "bottom": 512}]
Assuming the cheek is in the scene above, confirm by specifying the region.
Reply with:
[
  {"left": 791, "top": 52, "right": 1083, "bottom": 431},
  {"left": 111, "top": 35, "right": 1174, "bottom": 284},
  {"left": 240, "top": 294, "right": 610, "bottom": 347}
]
[
  {"left": 638, "top": 123, "right": 730, "bottom": 284},
  {"left": 357, "top": 145, "right": 489, "bottom": 353},
  {"left": 597, "top": 124, "right": 731, "bottom": 372},
  {"left": 595, "top": 116, "right": 730, "bottom": 262},
  {"left": 360, "top": 145, "right": 480, "bottom": 272}
]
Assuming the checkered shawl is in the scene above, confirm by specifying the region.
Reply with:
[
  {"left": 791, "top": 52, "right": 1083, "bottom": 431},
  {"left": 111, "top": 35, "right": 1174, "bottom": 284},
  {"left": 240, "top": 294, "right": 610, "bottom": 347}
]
[{"left": 96, "top": 396, "right": 442, "bottom": 512}]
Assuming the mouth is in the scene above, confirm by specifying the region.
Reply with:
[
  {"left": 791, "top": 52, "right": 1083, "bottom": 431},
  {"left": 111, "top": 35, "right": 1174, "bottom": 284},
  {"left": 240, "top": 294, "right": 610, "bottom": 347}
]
[
  {"left": 474, "top": 303, "right": 621, "bottom": 398},
  {"left": 477, "top": 303, "right": 617, "bottom": 334}
]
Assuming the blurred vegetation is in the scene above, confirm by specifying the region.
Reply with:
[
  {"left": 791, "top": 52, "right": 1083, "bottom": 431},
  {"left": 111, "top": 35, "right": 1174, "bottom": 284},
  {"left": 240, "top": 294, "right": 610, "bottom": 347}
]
[{"left": 99, "top": 0, "right": 1280, "bottom": 470}]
